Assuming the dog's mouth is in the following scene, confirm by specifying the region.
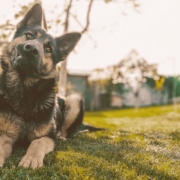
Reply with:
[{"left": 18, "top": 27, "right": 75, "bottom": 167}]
[
  {"left": 16, "top": 51, "right": 21, "bottom": 58},
  {"left": 13, "top": 49, "right": 26, "bottom": 64}
]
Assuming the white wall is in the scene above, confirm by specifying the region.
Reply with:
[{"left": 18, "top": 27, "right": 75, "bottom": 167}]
[{"left": 123, "top": 84, "right": 169, "bottom": 107}]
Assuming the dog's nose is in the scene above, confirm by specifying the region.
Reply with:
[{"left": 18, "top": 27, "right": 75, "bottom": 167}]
[{"left": 24, "top": 43, "right": 39, "bottom": 56}]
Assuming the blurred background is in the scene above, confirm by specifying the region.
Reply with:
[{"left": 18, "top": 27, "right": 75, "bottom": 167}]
[{"left": 0, "top": 0, "right": 180, "bottom": 111}]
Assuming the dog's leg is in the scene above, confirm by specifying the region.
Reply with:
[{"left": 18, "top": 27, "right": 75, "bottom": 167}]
[
  {"left": 0, "top": 113, "right": 24, "bottom": 167},
  {"left": 18, "top": 136, "right": 54, "bottom": 169},
  {"left": 57, "top": 94, "right": 83, "bottom": 140},
  {"left": 0, "top": 134, "right": 14, "bottom": 167}
]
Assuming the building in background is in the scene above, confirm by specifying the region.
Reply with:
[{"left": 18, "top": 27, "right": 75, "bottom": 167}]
[
  {"left": 66, "top": 69, "right": 179, "bottom": 111},
  {"left": 66, "top": 70, "right": 92, "bottom": 110}
]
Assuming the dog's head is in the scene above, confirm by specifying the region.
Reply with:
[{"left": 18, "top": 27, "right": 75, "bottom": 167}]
[{"left": 3, "top": 3, "right": 81, "bottom": 79}]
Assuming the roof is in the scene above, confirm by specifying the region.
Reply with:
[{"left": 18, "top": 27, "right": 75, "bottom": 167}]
[{"left": 67, "top": 70, "right": 90, "bottom": 77}]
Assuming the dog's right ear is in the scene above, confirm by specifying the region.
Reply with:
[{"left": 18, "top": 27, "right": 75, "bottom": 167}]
[{"left": 17, "top": 3, "right": 44, "bottom": 29}]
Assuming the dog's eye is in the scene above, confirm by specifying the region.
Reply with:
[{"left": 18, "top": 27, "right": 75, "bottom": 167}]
[
  {"left": 45, "top": 46, "right": 51, "bottom": 53},
  {"left": 26, "top": 33, "right": 33, "bottom": 40}
]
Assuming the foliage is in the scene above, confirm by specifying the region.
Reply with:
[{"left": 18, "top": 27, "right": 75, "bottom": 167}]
[
  {"left": 104, "top": 0, "right": 141, "bottom": 13},
  {"left": 113, "top": 82, "right": 126, "bottom": 95},
  {"left": 145, "top": 77, "right": 155, "bottom": 89},
  {"left": 1, "top": 105, "right": 180, "bottom": 179},
  {"left": 111, "top": 50, "right": 157, "bottom": 88},
  {"left": 14, "top": 0, "right": 42, "bottom": 19},
  {"left": 0, "top": 0, "right": 141, "bottom": 40},
  {"left": 110, "top": 50, "right": 159, "bottom": 109},
  {"left": 165, "top": 76, "right": 180, "bottom": 98},
  {"left": 0, "top": 0, "right": 41, "bottom": 41}
]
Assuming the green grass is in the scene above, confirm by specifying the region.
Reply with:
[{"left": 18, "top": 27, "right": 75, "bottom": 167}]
[{"left": 1, "top": 105, "right": 180, "bottom": 179}]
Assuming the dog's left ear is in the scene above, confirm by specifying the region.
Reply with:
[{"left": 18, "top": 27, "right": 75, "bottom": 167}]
[
  {"left": 56, "top": 32, "right": 81, "bottom": 62},
  {"left": 17, "top": 3, "right": 44, "bottom": 29}
]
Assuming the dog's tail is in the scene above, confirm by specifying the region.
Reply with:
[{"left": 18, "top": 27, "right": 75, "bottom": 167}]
[{"left": 79, "top": 122, "right": 106, "bottom": 132}]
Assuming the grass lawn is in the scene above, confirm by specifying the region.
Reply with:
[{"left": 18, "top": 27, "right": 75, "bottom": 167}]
[{"left": 1, "top": 105, "right": 180, "bottom": 179}]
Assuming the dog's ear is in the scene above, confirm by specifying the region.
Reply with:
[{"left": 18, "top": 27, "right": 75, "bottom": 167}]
[
  {"left": 56, "top": 32, "right": 81, "bottom": 62},
  {"left": 17, "top": 3, "right": 44, "bottom": 29}
]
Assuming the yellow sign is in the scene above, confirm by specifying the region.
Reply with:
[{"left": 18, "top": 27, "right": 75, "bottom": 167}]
[{"left": 154, "top": 77, "right": 165, "bottom": 90}]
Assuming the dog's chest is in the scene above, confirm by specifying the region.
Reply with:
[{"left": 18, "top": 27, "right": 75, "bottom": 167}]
[
  {"left": 6, "top": 84, "right": 55, "bottom": 117},
  {"left": 3, "top": 71, "right": 54, "bottom": 114},
  {"left": 25, "top": 119, "right": 56, "bottom": 141}
]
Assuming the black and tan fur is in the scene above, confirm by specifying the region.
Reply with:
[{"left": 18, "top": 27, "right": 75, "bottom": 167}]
[
  {"left": 56, "top": 94, "right": 84, "bottom": 140},
  {"left": 56, "top": 94, "right": 105, "bottom": 140},
  {"left": 0, "top": 4, "right": 81, "bottom": 169}
]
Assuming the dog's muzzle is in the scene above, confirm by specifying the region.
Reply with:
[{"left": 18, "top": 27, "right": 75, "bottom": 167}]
[
  {"left": 16, "top": 42, "right": 40, "bottom": 59},
  {"left": 13, "top": 41, "right": 42, "bottom": 70}
]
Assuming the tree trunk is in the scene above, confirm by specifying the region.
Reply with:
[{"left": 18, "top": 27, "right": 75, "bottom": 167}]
[
  {"left": 173, "top": 77, "right": 177, "bottom": 112},
  {"left": 58, "top": 60, "right": 67, "bottom": 96},
  {"left": 58, "top": 0, "right": 72, "bottom": 96},
  {"left": 58, "top": 0, "right": 94, "bottom": 96},
  {"left": 94, "top": 82, "right": 100, "bottom": 109},
  {"left": 134, "top": 91, "right": 139, "bottom": 111}
]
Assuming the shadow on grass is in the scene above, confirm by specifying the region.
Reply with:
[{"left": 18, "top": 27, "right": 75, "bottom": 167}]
[
  {"left": 55, "top": 130, "right": 179, "bottom": 180},
  {"left": 170, "top": 131, "right": 180, "bottom": 141}
]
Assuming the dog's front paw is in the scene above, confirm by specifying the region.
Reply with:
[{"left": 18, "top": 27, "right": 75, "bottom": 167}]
[
  {"left": 18, "top": 154, "right": 43, "bottom": 169},
  {"left": 0, "top": 156, "right": 5, "bottom": 167},
  {"left": 56, "top": 131, "right": 67, "bottom": 141}
]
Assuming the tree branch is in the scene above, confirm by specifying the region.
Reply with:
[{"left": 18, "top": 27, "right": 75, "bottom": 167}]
[
  {"left": 70, "top": 13, "right": 84, "bottom": 28},
  {"left": 64, "top": 0, "right": 73, "bottom": 32},
  {"left": 81, "top": 0, "right": 94, "bottom": 34},
  {"left": 70, "top": 12, "right": 97, "bottom": 47}
]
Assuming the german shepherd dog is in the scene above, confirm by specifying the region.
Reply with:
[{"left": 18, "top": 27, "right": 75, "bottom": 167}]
[{"left": 0, "top": 3, "right": 83, "bottom": 169}]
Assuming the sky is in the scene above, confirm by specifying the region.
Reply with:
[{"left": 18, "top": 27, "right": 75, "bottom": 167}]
[{"left": 0, "top": 0, "right": 180, "bottom": 76}]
